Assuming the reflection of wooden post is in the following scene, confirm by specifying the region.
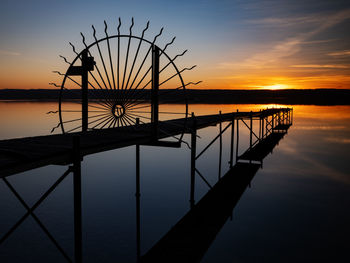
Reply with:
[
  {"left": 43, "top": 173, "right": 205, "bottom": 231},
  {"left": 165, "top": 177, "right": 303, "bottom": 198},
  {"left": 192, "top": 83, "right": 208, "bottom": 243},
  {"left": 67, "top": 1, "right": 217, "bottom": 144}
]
[
  {"left": 190, "top": 113, "right": 196, "bottom": 209},
  {"left": 151, "top": 45, "right": 159, "bottom": 138},
  {"left": 73, "top": 136, "right": 82, "bottom": 263},
  {"left": 235, "top": 111, "right": 239, "bottom": 163},
  {"left": 249, "top": 111, "right": 253, "bottom": 150},
  {"left": 135, "top": 118, "right": 141, "bottom": 262},
  {"left": 218, "top": 111, "right": 222, "bottom": 180},
  {"left": 229, "top": 113, "right": 234, "bottom": 168}
]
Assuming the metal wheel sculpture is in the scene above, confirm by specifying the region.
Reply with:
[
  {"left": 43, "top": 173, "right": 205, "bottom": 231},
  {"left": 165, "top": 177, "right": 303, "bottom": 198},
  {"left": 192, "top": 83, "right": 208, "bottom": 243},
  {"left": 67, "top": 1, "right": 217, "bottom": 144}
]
[{"left": 50, "top": 18, "right": 201, "bottom": 142}]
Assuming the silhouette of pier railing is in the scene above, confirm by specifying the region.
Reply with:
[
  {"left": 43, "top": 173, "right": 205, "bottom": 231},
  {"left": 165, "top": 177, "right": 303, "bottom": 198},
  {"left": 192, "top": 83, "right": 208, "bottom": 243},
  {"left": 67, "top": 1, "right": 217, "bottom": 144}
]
[
  {"left": 138, "top": 108, "right": 291, "bottom": 263},
  {"left": 0, "top": 107, "right": 292, "bottom": 263},
  {"left": 0, "top": 108, "right": 292, "bottom": 178}
]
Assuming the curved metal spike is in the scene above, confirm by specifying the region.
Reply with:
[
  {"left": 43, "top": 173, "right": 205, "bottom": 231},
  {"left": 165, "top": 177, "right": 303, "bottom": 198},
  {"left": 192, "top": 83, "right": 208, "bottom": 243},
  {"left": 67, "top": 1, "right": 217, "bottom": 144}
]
[
  {"left": 117, "top": 17, "right": 121, "bottom": 34},
  {"left": 69, "top": 42, "right": 79, "bottom": 56},
  {"left": 129, "top": 17, "right": 134, "bottom": 35},
  {"left": 80, "top": 32, "right": 88, "bottom": 48},
  {"left": 153, "top": 27, "right": 164, "bottom": 44},
  {"left": 49, "top": 82, "right": 61, "bottom": 88},
  {"left": 46, "top": 110, "right": 59, "bottom": 114},
  {"left": 186, "top": 81, "right": 202, "bottom": 86},
  {"left": 50, "top": 122, "right": 61, "bottom": 133},
  {"left": 172, "top": 50, "right": 187, "bottom": 61},
  {"left": 142, "top": 21, "right": 150, "bottom": 36},
  {"left": 104, "top": 20, "right": 108, "bottom": 36},
  {"left": 59, "top": 55, "right": 70, "bottom": 65},
  {"left": 92, "top": 25, "right": 97, "bottom": 39},
  {"left": 52, "top": 71, "right": 64, "bottom": 76},
  {"left": 182, "top": 65, "right": 197, "bottom": 72},
  {"left": 163, "top": 37, "right": 176, "bottom": 52}
]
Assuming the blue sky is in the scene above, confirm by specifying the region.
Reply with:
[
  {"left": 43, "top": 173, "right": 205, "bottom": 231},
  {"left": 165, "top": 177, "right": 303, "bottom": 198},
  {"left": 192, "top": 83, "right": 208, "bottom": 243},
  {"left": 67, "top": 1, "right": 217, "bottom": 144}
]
[{"left": 1, "top": 0, "right": 350, "bottom": 89}]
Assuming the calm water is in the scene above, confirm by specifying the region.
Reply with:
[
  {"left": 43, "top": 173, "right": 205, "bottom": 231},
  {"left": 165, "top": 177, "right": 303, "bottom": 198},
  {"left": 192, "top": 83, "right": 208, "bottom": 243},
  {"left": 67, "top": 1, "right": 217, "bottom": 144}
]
[{"left": 0, "top": 102, "right": 349, "bottom": 262}]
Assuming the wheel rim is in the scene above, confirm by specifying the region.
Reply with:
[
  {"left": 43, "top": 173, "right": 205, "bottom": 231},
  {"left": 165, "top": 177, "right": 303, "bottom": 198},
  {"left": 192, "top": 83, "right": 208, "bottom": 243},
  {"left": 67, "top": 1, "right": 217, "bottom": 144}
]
[{"left": 56, "top": 19, "right": 195, "bottom": 142}]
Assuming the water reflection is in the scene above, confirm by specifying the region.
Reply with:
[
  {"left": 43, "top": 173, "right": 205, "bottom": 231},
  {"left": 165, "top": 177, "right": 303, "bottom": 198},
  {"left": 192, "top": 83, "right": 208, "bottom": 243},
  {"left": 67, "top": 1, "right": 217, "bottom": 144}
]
[{"left": 0, "top": 103, "right": 349, "bottom": 262}]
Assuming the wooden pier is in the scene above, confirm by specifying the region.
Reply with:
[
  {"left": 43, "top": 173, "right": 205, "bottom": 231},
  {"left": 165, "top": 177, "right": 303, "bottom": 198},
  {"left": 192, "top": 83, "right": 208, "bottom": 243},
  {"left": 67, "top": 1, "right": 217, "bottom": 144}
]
[
  {"left": 0, "top": 107, "right": 292, "bottom": 263},
  {"left": 0, "top": 108, "right": 292, "bottom": 178}
]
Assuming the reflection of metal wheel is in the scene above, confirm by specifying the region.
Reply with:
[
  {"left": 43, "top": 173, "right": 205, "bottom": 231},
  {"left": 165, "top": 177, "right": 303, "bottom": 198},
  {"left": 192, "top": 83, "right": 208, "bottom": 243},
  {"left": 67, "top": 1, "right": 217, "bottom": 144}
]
[{"left": 53, "top": 19, "right": 200, "bottom": 141}]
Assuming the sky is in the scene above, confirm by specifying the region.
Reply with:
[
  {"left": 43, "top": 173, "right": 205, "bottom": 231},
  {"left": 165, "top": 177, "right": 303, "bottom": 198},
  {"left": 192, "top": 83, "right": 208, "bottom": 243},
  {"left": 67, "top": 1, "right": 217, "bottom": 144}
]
[{"left": 0, "top": 0, "right": 350, "bottom": 90}]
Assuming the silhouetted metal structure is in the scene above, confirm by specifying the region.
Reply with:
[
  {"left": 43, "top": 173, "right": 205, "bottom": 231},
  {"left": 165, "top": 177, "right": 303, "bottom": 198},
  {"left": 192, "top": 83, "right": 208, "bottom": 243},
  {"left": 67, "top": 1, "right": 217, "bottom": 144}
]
[{"left": 0, "top": 18, "right": 293, "bottom": 263}]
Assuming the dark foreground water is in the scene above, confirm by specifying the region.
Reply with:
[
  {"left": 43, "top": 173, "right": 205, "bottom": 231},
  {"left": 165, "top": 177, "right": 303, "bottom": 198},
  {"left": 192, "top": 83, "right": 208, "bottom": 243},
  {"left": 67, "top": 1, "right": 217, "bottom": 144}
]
[{"left": 0, "top": 102, "right": 349, "bottom": 262}]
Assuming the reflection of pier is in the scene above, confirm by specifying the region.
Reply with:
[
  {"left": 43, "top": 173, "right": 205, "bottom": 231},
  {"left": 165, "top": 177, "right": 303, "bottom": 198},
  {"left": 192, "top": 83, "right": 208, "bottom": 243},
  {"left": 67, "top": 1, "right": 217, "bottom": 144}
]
[
  {"left": 141, "top": 126, "right": 289, "bottom": 262},
  {"left": 0, "top": 107, "right": 292, "bottom": 262}
]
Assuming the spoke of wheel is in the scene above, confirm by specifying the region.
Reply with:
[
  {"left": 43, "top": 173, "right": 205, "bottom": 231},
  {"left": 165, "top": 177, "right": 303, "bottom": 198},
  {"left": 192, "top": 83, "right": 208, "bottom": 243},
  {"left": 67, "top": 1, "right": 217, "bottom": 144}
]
[
  {"left": 119, "top": 116, "right": 127, "bottom": 127},
  {"left": 127, "top": 104, "right": 151, "bottom": 111},
  {"left": 130, "top": 110, "right": 187, "bottom": 115},
  {"left": 100, "top": 115, "right": 115, "bottom": 129},
  {"left": 92, "top": 25, "right": 113, "bottom": 90},
  {"left": 66, "top": 114, "right": 112, "bottom": 133},
  {"left": 122, "top": 27, "right": 163, "bottom": 103},
  {"left": 65, "top": 42, "right": 114, "bottom": 105},
  {"left": 121, "top": 18, "right": 134, "bottom": 91},
  {"left": 104, "top": 21, "right": 116, "bottom": 91},
  {"left": 66, "top": 101, "right": 111, "bottom": 111},
  {"left": 127, "top": 51, "right": 189, "bottom": 103},
  {"left": 128, "top": 112, "right": 151, "bottom": 120},
  {"left": 124, "top": 21, "right": 149, "bottom": 92},
  {"left": 88, "top": 71, "right": 115, "bottom": 105},
  {"left": 108, "top": 117, "right": 117, "bottom": 128},
  {"left": 81, "top": 33, "right": 110, "bottom": 93},
  {"left": 65, "top": 73, "right": 114, "bottom": 108},
  {"left": 91, "top": 115, "right": 114, "bottom": 129},
  {"left": 62, "top": 112, "right": 110, "bottom": 125},
  {"left": 122, "top": 114, "right": 135, "bottom": 126},
  {"left": 116, "top": 18, "right": 121, "bottom": 91}
]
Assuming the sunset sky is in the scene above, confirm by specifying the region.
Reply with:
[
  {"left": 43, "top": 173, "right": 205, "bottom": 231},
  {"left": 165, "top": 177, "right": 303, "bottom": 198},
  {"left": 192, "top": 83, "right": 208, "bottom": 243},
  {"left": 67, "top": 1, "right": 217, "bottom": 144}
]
[{"left": 1, "top": 0, "right": 349, "bottom": 90}]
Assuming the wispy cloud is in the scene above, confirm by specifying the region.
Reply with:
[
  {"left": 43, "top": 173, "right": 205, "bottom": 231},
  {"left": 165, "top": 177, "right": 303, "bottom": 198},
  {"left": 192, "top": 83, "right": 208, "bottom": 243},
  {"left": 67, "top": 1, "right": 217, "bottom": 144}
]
[
  {"left": 0, "top": 49, "right": 21, "bottom": 56},
  {"left": 219, "top": 9, "right": 350, "bottom": 70},
  {"left": 328, "top": 50, "right": 350, "bottom": 56},
  {"left": 290, "top": 64, "right": 350, "bottom": 69},
  {"left": 325, "top": 137, "right": 350, "bottom": 144}
]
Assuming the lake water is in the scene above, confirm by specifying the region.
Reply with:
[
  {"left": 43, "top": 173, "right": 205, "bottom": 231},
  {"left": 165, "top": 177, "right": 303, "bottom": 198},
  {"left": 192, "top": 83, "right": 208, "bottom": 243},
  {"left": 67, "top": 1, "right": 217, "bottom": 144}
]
[{"left": 0, "top": 102, "right": 349, "bottom": 262}]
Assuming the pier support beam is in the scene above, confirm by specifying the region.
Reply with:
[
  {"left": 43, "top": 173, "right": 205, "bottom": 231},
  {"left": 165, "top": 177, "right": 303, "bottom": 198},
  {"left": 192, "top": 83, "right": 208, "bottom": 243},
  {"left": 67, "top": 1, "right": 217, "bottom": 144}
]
[
  {"left": 229, "top": 114, "right": 235, "bottom": 168},
  {"left": 218, "top": 111, "right": 222, "bottom": 180},
  {"left": 190, "top": 113, "right": 197, "bottom": 209},
  {"left": 73, "top": 136, "right": 82, "bottom": 263},
  {"left": 235, "top": 117, "right": 239, "bottom": 163},
  {"left": 135, "top": 118, "right": 141, "bottom": 262}
]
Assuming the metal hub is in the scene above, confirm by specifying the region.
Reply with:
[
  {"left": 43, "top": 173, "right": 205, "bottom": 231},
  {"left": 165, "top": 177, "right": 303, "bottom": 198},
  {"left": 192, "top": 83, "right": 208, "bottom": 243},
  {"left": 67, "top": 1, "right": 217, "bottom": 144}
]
[{"left": 112, "top": 103, "right": 125, "bottom": 118}]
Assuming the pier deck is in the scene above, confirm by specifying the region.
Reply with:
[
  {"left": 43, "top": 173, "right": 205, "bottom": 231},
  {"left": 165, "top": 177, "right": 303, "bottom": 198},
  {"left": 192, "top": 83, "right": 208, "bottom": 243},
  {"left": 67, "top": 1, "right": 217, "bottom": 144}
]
[{"left": 0, "top": 108, "right": 291, "bottom": 177}]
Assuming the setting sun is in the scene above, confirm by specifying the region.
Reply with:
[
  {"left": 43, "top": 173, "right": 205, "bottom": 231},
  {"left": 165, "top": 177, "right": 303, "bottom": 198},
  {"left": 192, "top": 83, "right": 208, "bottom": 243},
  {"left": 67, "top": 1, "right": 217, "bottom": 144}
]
[{"left": 255, "top": 84, "right": 291, "bottom": 90}]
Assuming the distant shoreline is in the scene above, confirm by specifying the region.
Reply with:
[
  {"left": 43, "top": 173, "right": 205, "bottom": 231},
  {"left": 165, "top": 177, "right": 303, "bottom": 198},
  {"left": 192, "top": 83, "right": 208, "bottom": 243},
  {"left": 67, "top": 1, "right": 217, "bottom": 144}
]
[{"left": 1, "top": 89, "right": 350, "bottom": 105}]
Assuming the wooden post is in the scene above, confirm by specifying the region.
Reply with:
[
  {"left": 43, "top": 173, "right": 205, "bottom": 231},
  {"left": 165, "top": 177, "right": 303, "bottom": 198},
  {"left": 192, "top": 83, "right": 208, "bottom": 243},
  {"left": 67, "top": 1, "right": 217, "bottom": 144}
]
[
  {"left": 190, "top": 113, "right": 196, "bottom": 209},
  {"left": 249, "top": 111, "right": 253, "bottom": 150},
  {"left": 67, "top": 49, "right": 95, "bottom": 132},
  {"left": 135, "top": 118, "right": 141, "bottom": 262},
  {"left": 229, "top": 113, "right": 234, "bottom": 168},
  {"left": 235, "top": 113, "right": 239, "bottom": 163},
  {"left": 73, "top": 136, "right": 82, "bottom": 263},
  {"left": 81, "top": 50, "right": 88, "bottom": 132},
  {"left": 218, "top": 111, "right": 222, "bottom": 180}
]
